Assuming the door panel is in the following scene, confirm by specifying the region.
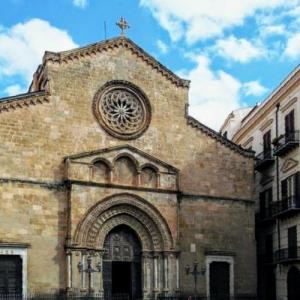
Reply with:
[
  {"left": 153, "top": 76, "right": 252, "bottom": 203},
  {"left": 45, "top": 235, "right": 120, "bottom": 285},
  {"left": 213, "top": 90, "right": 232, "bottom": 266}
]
[
  {"left": 210, "top": 262, "right": 230, "bottom": 300},
  {"left": 0, "top": 255, "right": 22, "bottom": 294}
]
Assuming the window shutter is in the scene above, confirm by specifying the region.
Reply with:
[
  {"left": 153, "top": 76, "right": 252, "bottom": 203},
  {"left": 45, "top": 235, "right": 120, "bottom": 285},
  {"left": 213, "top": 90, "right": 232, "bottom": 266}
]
[
  {"left": 282, "top": 179, "right": 288, "bottom": 200},
  {"left": 295, "top": 172, "right": 300, "bottom": 198},
  {"left": 290, "top": 110, "right": 295, "bottom": 133}
]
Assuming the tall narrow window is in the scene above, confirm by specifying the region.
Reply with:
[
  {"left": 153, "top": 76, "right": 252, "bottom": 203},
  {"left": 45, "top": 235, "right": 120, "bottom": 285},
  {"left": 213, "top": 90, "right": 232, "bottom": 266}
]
[
  {"left": 263, "top": 130, "right": 272, "bottom": 158},
  {"left": 265, "top": 234, "right": 273, "bottom": 263},
  {"left": 288, "top": 226, "right": 297, "bottom": 259},
  {"left": 259, "top": 188, "right": 273, "bottom": 219},
  {"left": 285, "top": 110, "right": 295, "bottom": 141}
]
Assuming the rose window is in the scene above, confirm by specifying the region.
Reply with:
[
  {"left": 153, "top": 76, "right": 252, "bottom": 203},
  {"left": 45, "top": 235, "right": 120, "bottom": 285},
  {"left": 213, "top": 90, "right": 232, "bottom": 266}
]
[{"left": 93, "top": 81, "right": 151, "bottom": 139}]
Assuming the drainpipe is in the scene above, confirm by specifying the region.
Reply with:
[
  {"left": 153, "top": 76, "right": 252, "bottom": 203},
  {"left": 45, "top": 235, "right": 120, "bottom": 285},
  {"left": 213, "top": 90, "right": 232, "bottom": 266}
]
[{"left": 275, "top": 103, "right": 281, "bottom": 261}]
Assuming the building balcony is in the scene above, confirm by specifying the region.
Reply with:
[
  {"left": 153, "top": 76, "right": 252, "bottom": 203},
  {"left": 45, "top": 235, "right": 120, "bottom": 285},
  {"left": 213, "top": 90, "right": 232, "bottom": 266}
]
[
  {"left": 272, "top": 196, "right": 300, "bottom": 218},
  {"left": 275, "top": 247, "right": 300, "bottom": 263},
  {"left": 273, "top": 130, "right": 299, "bottom": 157},
  {"left": 254, "top": 150, "right": 274, "bottom": 172}
]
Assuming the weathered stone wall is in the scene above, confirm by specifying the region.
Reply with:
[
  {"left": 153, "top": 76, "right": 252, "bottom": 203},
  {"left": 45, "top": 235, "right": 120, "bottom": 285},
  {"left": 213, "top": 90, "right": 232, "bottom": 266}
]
[
  {"left": 179, "top": 197, "right": 256, "bottom": 296},
  {"left": 0, "top": 46, "right": 253, "bottom": 199},
  {"left": 0, "top": 181, "right": 67, "bottom": 292},
  {"left": 0, "top": 40, "right": 256, "bottom": 295}
]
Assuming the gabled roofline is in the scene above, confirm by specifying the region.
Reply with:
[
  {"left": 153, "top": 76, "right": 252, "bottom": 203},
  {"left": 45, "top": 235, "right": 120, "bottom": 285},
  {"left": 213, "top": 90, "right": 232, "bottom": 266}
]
[
  {"left": 187, "top": 116, "right": 254, "bottom": 158},
  {"left": 43, "top": 36, "right": 190, "bottom": 88},
  {"left": 64, "top": 144, "right": 179, "bottom": 173},
  {"left": 0, "top": 91, "right": 50, "bottom": 113}
]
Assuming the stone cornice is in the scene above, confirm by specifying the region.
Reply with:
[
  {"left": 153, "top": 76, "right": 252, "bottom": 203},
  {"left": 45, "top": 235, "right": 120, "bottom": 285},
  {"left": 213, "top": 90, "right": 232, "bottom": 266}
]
[
  {"left": 0, "top": 91, "right": 50, "bottom": 113},
  {"left": 43, "top": 37, "right": 190, "bottom": 88},
  {"left": 234, "top": 64, "right": 300, "bottom": 143},
  {"left": 187, "top": 116, "right": 254, "bottom": 158}
]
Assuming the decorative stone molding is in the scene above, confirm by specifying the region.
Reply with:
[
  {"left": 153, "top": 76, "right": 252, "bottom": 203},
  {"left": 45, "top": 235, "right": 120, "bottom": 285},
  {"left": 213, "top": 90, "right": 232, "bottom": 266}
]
[
  {"left": 43, "top": 37, "right": 190, "bottom": 88},
  {"left": 280, "top": 97, "right": 297, "bottom": 113},
  {"left": 93, "top": 80, "right": 151, "bottom": 140},
  {"left": 0, "top": 91, "right": 49, "bottom": 113},
  {"left": 74, "top": 193, "right": 174, "bottom": 251},
  {"left": 281, "top": 158, "right": 298, "bottom": 173},
  {"left": 259, "top": 119, "right": 273, "bottom": 132},
  {"left": 187, "top": 116, "right": 254, "bottom": 158}
]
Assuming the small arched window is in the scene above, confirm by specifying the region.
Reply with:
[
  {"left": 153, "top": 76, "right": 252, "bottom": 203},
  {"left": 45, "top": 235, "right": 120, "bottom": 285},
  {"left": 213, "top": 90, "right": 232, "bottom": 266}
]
[
  {"left": 114, "top": 156, "right": 137, "bottom": 186},
  {"left": 141, "top": 166, "right": 157, "bottom": 188},
  {"left": 93, "top": 160, "right": 109, "bottom": 182}
]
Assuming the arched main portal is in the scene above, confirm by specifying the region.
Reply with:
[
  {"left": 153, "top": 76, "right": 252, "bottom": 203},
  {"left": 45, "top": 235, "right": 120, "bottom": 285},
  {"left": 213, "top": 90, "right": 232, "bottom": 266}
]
[
  {"left": 102, "top": 225, "right": 142, "bottom": 300},
  {"left": 288, "top": 266, "right": 300, "bottom": 300},
  {"left": 68, "top": 194, "right": 179, "bottom": 299}
]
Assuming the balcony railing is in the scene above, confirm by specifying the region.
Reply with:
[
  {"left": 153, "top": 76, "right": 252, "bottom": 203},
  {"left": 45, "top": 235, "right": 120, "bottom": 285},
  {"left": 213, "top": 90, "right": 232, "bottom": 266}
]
[
  {"left": 275, "top": 247, "right": 300, "bottom": 263},
  {"left": 254, "top": 150, "right": 274, "bottom": 172},
  {"left": 273, "top": 130, "right": 299, "bottom": 156},
  {"left": 272, "top": 196, "right": 300, "bottom": 218}
]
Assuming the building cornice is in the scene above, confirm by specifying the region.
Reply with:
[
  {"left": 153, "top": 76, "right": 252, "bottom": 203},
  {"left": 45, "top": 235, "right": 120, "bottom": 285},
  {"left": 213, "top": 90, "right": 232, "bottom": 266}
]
[
  {"left": 43, "top": 36, "right": 190, "bottom": 88},
  {"left": 233, "top": 64, "right": 300, "bottom": 143},
  {"left": 0, "top": 91, "right": 50, "bottom": 113}
]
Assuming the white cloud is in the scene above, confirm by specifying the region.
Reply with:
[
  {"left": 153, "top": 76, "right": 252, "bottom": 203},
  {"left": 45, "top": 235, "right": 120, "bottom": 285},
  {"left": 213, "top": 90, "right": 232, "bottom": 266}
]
[
  {"left": 157, "top": 39, "right": 169, "bottom": 54},
  {"left": 178, "top": 55, "right": 242, "bottom": 130},
  {"left": 140, "top": 0, "right": 295, "bottom": 44},
  {"left": 4, "top": 84, "right": 25, "bottom": 96},
  {"left": 213, "top": 36, "right": 265, "bottom": 63},
  {"left": 0, "top": 18, "right": 77, "bottom": 85},
  {"left": 284, "top": 32, "right": 300, "bottom": 59},
  {"left": 243, "top": 81, "right": 268, "bottom": 96},
  {"left": 73, "top": 0, "right": 88, "bottom": 8}
]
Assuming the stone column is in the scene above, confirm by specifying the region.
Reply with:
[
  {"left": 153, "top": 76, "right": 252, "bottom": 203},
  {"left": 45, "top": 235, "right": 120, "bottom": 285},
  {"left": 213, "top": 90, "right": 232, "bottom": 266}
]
[
  {"left": 93, "top": 250, "right": 104, "bottom": 294},
  {"left": 153, "top": 253, "right": 159, "bottom": 298},
  {"left": 66, "top": 250, "right": 72, "bottom": 290},
  {"left": 163, "top": 253, "right": 169, "bottom": 293},
  {"left": 71, "top": 250, "right": 82, "bottom": 293},
  {"left": 142, "top": 251, "right": 153, "bottom": 299}
]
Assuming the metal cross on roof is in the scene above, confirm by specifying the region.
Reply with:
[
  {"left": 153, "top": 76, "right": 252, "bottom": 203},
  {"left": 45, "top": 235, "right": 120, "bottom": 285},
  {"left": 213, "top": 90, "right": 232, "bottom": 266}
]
[{"left": 116, "top": 17, "right": 130, "bottom": 36}]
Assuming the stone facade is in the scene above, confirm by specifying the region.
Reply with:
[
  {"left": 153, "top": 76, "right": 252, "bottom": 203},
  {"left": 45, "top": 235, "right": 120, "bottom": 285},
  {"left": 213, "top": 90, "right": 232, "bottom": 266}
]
[
  {"left": 221, "top": 65, "right": 300, "bottom": 300},
  {"left": 0, "top": 36, "right": 256, "bottom": 298}
]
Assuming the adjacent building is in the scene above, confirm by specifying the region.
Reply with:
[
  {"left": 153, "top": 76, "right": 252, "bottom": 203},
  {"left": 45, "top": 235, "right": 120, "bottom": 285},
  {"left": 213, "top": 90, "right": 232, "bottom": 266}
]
[
  {"left": 0, "top": 35, "right": 257, "bottom": 299},
  {"left": 221, "top": 66, "right": 300, "bottom": 300}
]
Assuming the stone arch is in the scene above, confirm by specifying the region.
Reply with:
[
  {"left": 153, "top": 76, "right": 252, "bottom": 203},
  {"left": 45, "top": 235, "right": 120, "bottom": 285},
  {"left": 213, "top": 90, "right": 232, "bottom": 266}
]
[
  {"left": 96, "top": 215, "right": 153, "bottom": 250},
  {"left": 92, "top": 159, "right": 111, "bottom": 182},
  {"left": 74, "top": 193, "right": 174, "bottom": 251},
  {"left": 140, "top": 164, "right": 158, "bottom": 188},
  {"left": 113, "top": 155, "right": 138, "bottom": 186}
]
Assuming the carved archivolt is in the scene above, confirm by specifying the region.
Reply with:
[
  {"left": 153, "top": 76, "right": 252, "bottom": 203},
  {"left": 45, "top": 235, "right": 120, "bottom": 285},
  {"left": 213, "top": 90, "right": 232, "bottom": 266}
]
[{"left": 74, "top": 193, "right": 174, "bottom": 251}]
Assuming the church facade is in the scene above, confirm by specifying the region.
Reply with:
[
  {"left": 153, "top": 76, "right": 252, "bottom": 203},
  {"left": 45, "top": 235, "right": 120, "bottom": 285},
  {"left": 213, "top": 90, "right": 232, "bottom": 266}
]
[{"left": 0, "top": 36, "right": 256, "bottom": 299}]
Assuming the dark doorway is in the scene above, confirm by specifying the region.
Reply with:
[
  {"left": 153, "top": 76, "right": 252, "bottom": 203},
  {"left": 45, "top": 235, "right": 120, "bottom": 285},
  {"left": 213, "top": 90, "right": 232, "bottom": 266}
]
[
  {"left": 103, "top": 225, "right": 142, "bottom": 300},
  {"left": 265, "top": 269, "right": 276, "bottom": 300},
  {"left": 112, "top": 262, "right": 131, "bottom": 295},
  {"left": 0, "top": 255, "right": 22, "bottom": 295},
  {"left": 209, "top": 262, "right": 230, "bottom": 300},
  {"left": 288, "top": 266, "right": 300, "bottom": 300}
]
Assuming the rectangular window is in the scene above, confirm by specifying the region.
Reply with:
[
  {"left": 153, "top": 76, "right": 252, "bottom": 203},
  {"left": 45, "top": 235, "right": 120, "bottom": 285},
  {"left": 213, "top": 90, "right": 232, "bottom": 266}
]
[
  {"left": 259, "top": 188, "right": 273, "bottom": 218},
  {"left": 288, "top": 226, "right": 297, "bottom": 258},
  {"left": 263, "top": 130, "right": 272, "bottom": 158},
  {"left": 265, "top": 234, "right": 273, "bottom": 263},
  {"left": 285, "top": 109, "right": 295, "bottom": 140}
]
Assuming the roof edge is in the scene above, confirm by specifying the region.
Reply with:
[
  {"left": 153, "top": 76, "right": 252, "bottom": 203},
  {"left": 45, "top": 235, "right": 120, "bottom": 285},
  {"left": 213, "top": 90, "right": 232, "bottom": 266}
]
[
  {"left": 187, "top": 116, "right": 254, "bottom": 158},
  {"left": 43, "top": 36, "right": 190, "bottom": 88}
]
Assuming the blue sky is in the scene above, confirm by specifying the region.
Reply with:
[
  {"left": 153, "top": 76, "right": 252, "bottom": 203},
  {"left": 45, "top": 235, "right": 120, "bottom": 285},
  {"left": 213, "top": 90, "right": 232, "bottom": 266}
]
[{"left": 1, "top": 0, "right": 300, "bottom": 129}]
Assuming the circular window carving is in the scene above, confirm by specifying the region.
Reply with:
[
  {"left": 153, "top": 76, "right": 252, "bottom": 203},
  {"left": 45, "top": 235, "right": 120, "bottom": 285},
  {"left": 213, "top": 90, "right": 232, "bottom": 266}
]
[{"left": 93, "top": 81, "right": 151, "bottom": 139}]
